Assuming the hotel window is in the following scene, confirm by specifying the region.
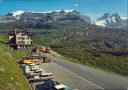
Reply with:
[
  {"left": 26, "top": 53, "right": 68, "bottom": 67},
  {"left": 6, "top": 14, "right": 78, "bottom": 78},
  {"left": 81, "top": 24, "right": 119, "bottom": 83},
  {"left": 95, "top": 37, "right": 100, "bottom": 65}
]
[
  {"left": 18, "top": 41, "right": 21, "bottom": 44},
  {"left": 26, "top": 37, "right": 29, "bottom": 39},
  {"left": 21, "top": 37, "right": 25, "bottom": 40}
]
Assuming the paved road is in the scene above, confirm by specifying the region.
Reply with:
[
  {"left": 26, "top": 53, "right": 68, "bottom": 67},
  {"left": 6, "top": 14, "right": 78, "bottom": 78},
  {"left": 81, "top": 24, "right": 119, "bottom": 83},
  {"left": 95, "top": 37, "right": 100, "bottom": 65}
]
[
  {"left": 39, "top": 63, "right": 103, "bottom": 90},
  {"left": 41, "top": 53, "right": 128, "bottom": 90}
]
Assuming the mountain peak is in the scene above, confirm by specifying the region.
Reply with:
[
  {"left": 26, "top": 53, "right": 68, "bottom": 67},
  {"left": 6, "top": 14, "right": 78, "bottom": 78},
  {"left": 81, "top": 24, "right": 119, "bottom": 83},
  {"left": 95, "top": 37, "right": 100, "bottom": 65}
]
[
  {"left": 12, "top": 10, "right": 25, "bottom": 17},
  {"left": 110, "top": 13, "right": 121, "bottom": 20},
  {"left": 97, "top": 13, "right": 120, "bottom": 21},
  {"left": 100, "top": 13, "right": 111, "bottom": 19},
  {"left": 95, "top": 13, "right": 127, "bottom": 29},
  {"left": 6, "top": 10, "right": 25, "bottom": 17}
]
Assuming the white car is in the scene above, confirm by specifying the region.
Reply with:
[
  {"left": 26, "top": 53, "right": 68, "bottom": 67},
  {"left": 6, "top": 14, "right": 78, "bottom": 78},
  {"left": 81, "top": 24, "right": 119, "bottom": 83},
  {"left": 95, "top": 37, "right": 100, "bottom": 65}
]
[{"left": 55, "top": 84, "right": 71, "bottom": 90}]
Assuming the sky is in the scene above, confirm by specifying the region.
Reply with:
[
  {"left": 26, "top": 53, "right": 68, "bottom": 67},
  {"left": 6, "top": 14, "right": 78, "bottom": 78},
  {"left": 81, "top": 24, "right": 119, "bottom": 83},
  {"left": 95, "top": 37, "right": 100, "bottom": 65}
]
[{"left": 0, "top": 0, "right": 127, "bottom": 19}]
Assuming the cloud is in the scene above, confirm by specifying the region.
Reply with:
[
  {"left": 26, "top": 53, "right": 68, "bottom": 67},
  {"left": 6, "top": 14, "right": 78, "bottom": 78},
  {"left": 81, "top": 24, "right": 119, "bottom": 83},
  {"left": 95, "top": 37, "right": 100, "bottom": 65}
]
[{"left": 74, "top": 3, "right": 79, "bottom": 7}]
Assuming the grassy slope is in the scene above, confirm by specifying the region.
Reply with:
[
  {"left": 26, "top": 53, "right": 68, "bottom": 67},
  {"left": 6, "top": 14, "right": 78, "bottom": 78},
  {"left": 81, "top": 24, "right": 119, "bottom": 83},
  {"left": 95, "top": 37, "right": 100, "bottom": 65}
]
[{"left": 0, "top": 34, "right": 30, "bottom": 90}]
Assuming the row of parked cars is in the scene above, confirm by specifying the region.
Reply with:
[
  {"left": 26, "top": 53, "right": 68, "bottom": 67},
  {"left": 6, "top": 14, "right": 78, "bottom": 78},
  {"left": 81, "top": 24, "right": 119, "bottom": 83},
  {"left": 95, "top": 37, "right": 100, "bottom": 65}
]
[{"left": 21, "top": 62, "right": 71, "bottom": 90}]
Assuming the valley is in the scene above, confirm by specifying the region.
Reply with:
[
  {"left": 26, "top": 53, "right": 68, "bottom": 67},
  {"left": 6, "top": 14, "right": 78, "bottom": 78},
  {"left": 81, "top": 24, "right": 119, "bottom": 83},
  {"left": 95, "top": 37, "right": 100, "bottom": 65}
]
[
  {"left": 0, "top": 0, "right": 128, "bottom": 89},
  {"left": 0, "top": 10, "right": 128, "bottom": 80}
]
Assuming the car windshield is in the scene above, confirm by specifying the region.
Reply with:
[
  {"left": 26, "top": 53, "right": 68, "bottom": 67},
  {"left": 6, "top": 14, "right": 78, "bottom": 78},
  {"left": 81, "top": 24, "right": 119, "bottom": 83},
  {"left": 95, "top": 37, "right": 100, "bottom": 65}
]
[{"left": 44, "top": 80, "right": 56, "bottom": 87}]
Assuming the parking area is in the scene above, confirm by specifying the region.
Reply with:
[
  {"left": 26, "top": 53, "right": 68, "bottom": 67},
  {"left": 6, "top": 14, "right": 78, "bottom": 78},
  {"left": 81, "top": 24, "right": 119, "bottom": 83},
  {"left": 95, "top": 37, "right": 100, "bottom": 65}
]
[
  {"left": 19, "top": 53, "right": 103, "bottom": 90},
  {"left": 20, "top": 62, "right": 71, "bottom": 90},
  {"left": 20, "top": 62, "right": 103, "bottom": 90}
]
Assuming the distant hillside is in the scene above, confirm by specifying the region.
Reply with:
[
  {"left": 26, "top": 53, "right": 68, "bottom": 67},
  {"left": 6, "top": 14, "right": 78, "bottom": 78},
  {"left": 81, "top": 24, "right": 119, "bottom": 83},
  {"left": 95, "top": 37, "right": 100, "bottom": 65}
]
[
  {"left": 0, "top": 34, "right": 30, "bottom": 90},
  {"left": 30, "top": 20, "right": 128, "bottom": 76}
]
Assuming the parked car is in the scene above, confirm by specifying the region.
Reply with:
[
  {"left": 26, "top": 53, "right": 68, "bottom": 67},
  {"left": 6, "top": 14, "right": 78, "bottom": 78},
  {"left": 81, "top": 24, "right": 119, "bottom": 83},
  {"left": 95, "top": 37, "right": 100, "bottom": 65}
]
[
  {"left": 55, "top": 84, "right": 71, "bottom": 90},
  {"left": 36, "top": 80, "right": 71, "bottom": 90}
]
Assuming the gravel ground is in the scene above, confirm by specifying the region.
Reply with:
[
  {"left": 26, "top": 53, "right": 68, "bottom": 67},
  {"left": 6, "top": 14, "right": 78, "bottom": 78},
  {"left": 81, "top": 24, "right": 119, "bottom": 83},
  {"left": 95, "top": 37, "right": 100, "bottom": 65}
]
[{"left": 39, "top": 63, "right": 103, "bottom": 90}]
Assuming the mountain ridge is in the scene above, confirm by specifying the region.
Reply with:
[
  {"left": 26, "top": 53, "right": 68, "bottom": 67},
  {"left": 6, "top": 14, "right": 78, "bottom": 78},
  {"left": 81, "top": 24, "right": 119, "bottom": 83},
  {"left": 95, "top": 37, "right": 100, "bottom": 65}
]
[
  {"left": 1, "top": 10, "right": 91, "bottom": 22},
  {"left": 0, "top": 10, "right": 127, "bottom": 30}
]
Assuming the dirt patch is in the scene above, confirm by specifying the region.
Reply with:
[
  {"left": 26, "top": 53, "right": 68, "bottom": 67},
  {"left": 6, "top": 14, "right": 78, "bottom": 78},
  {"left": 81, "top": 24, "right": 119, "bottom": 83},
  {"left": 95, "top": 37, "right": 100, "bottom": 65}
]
[{"left": 0, "top": 67, "right": 5, "bottom": 72}]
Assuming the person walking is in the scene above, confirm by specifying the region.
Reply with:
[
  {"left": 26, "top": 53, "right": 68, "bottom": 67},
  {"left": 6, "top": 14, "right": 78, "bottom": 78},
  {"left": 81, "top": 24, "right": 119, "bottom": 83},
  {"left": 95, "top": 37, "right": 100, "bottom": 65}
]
[{"left": 53, "top": 59, "right": 56, "bottom": 63}]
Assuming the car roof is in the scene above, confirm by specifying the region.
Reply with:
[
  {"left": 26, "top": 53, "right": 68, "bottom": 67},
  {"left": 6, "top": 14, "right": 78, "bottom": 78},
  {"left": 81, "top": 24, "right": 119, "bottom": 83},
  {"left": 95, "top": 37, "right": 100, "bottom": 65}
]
[{"left": 55, "top": 84, "right": 65, "bottom": 89}]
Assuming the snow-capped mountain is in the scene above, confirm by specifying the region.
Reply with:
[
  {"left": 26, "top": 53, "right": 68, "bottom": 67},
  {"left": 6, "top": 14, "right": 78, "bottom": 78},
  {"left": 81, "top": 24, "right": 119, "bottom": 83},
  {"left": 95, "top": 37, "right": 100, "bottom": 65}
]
[
  {"left": 94, "top": 13, "right": 127, "bottom": 29},
  {"left": 0, "top": 10, "right": 91, "bottom": 29},
  {"left": 0, "top": 10, "right": 127, "bottom": 30},
  {"left": 6, "top": 10, "right": 74, "bottom": 17},
  {"left": 4, "top": 10, "right": 90, "bottom": 22},
  {"left": 11, "top": 10, "right": 25, "bottom": 17},
  {"left": 6, "top": 10, "right": 25, "bottom": 20}
]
